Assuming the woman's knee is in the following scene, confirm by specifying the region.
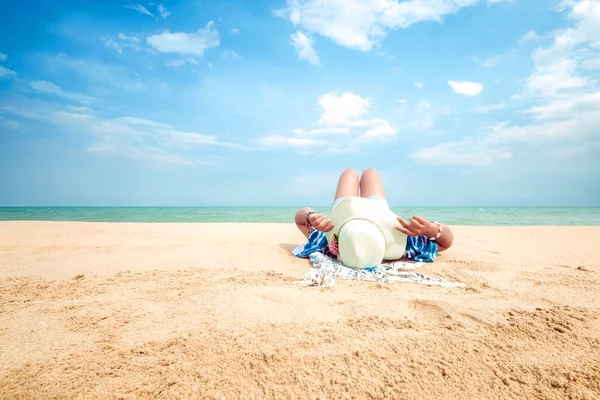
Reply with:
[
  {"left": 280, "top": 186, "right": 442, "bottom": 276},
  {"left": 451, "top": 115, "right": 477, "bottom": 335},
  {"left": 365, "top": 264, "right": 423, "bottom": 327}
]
[
  {"left": 340, "top": 168, "right": 359, "bottom": 178},
  {"left": 295, "top": 207, "right": 313, "bottom": 224},
  {"left": 361, "top": 168, "right": 379, "bottom": 179}
]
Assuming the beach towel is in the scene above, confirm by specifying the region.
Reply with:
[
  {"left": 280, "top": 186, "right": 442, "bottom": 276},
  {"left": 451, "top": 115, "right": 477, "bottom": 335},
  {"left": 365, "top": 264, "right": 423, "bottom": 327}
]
[{"left": 294, "top": 251, "right": 466, "bottom": 289}]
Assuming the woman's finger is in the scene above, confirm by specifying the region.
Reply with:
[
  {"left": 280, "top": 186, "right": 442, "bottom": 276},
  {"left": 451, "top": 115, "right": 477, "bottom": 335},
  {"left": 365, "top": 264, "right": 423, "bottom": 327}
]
[
  {"left": 315, "top": 217, "right": 328, "bottom": 228},
  {"left": 316, "top": 218, "right": 332, "bottom": 231},
  {"left": 395, "top": 225, "right": 417, "bottom": 236},
  {"left": 409, "top": 217, "right": 424, "bottom": 229},
  {"left": 397, "top": 216, "right": 410, "bottom": 227},
  {"left": 409, "top": 218, "right": 427, "bottom": 234},
  {"left": 397, "top": 217, "right": 419, "bottom": 235},
  {"left": 310, "top": 214, "right": 325, "bottom": 225},
  {"left": 398, "top": 216, "right": 417, "bottom": 231},
  {"left": 412, "top": 216, "right": 429, "bottom": 225},
  {"left": 323, "top": 220, "right": 335, "bottom": 232}
]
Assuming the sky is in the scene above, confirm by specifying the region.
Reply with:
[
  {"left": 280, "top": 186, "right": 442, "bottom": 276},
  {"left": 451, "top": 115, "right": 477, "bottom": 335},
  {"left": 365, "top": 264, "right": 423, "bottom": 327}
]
[{"left": 0, "top": 0, "right": 599, "bottom": 207}]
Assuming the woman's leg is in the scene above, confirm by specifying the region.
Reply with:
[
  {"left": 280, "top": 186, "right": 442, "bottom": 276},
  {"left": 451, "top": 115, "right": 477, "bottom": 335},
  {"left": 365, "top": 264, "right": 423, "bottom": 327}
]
[
  {"left": 334, "top": 168, "right": 360, "bottom": 201},
  {"left": 295, "top": 207, "right": 314, "bottom": 239},
  {"left": 295, "top": 169, "right": 359, "bottom": 239},
  {"left": 359, "top": 168, "right": 386, "bottom": 198}
]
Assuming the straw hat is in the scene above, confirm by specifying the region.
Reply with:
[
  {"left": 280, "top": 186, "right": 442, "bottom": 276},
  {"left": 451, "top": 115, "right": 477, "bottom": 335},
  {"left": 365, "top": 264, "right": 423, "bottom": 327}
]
[
  {"left": 336, "top": 219, "right": 386, "bottom": 269},
  {"left": 325, "top": 197, "right": 407, "bottom": 269}
]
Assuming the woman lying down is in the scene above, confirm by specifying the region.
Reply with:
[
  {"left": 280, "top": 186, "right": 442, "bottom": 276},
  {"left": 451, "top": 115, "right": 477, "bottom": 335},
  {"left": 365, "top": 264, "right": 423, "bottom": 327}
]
[{"left": 293, "top": 168, "right": 454, "bottom": 269}]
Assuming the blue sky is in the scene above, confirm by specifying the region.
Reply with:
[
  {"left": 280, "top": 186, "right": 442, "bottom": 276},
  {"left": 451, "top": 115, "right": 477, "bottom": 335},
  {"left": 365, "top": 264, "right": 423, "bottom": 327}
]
[{"left": 0, "top": 0, "right": 598, "bottom": 206}]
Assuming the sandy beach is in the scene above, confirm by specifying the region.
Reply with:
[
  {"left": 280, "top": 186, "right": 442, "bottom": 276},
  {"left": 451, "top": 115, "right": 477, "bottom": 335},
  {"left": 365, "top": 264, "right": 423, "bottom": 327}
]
[{"left": 1, "top": 221, "right": 599, "bottom": 399}]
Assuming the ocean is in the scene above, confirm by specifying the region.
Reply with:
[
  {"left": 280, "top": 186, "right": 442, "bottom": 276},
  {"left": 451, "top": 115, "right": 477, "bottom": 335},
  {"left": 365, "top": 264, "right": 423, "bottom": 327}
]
[{"left": 0, "top": 207, "right": 599, "bottom": 226}]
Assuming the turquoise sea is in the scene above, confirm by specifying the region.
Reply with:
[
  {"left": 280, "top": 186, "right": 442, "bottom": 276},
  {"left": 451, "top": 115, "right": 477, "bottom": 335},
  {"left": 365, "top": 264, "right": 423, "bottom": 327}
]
[{"left": 0, "top": 207, "right": 599, "bottom": 226}]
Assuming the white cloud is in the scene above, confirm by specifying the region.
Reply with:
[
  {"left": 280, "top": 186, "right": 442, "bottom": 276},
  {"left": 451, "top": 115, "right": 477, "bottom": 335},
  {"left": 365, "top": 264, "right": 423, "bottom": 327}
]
[
  {"left": 87, "top": 144, "right": 204, "bottom": 167},
  {"left": 163, "top": 58, "right": 200, "bottom": 67},
  {"left": 261, "top": 91, "right": 396, "bottom": 150},
  {"left": 447, "top": 80, "right": 483, "bottom": 96},
  {"left": 291, "top": 31, "right": 319, "bottom": 65},
  {"left": 102, "top": 38, "right": 122, "bottom": 53},
  {"left": 163, "top": 58, "right": 201, "bottom": 68},
  {"left": 103, "top": 34, "right": 141, "bottom": 53},
  {"left": 0, "top": 116, "right": 20, "bottom": 130},
  {"left": 413, "top": 99, "right": 434, "bottom": 131},
  {"left": 118, "top": 33, "right": 140, "bottom": 43},
  {"left": 411, "top": 1, "right": 600, "bottom": 168},
  {"left": 230, "top": 28, "right": 240, "bottom": 35},
  {"left": 276, "top": 0, "right": 504, "bottom": 52},
  {"left": 317, "top": 92, "right": 369, "bottom": 126},
  {"left": 417, "top": 99, "right": 431, "bottom": 111},
  {"left": 395, "top": 99, "right": 407, "bottom": 113},
  {"left": 3, "top": 104, "right": 248, "bottom": 166},
  {"left": 489, "top": 112, "right": 598, "bottom": 143},
  {"left": 475, "top": 49, "right": 515, "bottom": 68},
  {"left": 292, "top": 127, "right": 350, "bottom": 135},
  {"left": 581, "top": 58, "right": 600, "bottom": 70},
  {"left": 481, "top": 55, "right": 502, "bottom": 68},
  {"left": 147, "top": 22, "right": 220, "bottom": 56},
  {"left": 478, "top": 86, "right": 600, "bottom": 146},
  {"left": 414, "top": 81, "right": 423, "bottom": 89},
  {"left": 360, "top": 120, "right": 396, "bottom": 140},
  {"left": 411, "top": 139, "right": 512, "bottom": 166},
  {"left": 67, "top": 105, "right": 96, "bottom": 114},
  {"left": 221, "top": 50, "right": 242, "bottom": 60},
  {"left": 548, "top": 142, "right": 600, "bottom": 159},
  {"left": 0, "top": 65, "right": 16, "bottom": 78},
  {"left": 29, "top": 81, "right": 94, "bottom": 104},
  {"left": 45, "top": 54, "right": 150, "bottom": 93},
  {"left": 517, "top": 2, "right": 599, "bottom": 101},
  {"left": 432, "top": 89, "right": 600, "bottom": 166},
  {"left": 157, "top": 4, "right": 170, "bottom": 18},
  {"left": 165, "top": 59, "right": 186, "bottom": 67},
  {"left": 532, "top": 0, "right": 600, "bottom": 66},
  {"left": 412, "top": 119, "right": 434, "bottom": 132},
  {"left": 156, "top": 129, "right": 247, "bottom": 149},
  {"left": 0, "top": 52, "right": 6, "bottom": 62},
  {"left": 519, "top": 30, "right": 542, "bottom": 45},
  {"left": 125, "top": 4, "right": 154, "bottom": 17},
  {"left": 523, "top": 91, "right": 600, "bottom": 122},
  {"left": 473, "top": 103, "right": 505, "bottom": 113},
  {"left": 523, "top": 58, "right": 589, "bottom": 96},
  {"left": 259, "top": 135, "right": 327, "bottom": 148}
]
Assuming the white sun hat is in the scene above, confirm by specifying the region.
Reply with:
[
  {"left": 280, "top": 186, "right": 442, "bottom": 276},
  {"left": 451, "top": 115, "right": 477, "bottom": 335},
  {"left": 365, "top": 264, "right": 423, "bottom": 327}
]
[
  {"left": 336, "top": 219, "right": 386, "bottom": 269},
  {"left": 325, "top": 196, "right": 407, "bottom": 269}
]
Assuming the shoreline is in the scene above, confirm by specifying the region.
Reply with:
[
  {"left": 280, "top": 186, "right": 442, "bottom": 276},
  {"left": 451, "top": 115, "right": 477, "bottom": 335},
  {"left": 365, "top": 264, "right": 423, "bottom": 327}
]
[
  {"left": 1, "top": 220, "right": 600, "bottom": 227},
  {"left": 3, "top": 219, "right": 600, "bottom": 224},
  {"left": 2, "top": 206, "right": 599, "bottom": 226}
]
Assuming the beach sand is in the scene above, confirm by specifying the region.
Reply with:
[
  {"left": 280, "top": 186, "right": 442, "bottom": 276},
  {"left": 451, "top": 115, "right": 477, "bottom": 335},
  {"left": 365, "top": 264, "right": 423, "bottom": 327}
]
[{"left": 1, "top": 222, "right": 599, "bottom": 399}]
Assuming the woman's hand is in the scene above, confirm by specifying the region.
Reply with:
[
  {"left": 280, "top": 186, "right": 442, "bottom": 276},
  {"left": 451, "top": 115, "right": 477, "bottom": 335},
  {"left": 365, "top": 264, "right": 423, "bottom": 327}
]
[
  {"left": 308, "top": 212, "right": 334, "bottom": 233},
  {"left": 395, "top": 216, "right": 436, "bottom": 237}
]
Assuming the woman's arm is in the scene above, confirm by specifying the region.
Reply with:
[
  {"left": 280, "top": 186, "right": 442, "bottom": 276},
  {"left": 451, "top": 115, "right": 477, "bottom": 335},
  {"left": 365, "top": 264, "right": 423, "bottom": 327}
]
[{"left": 396, "top": 216, "right": 454, "bottom": 251}]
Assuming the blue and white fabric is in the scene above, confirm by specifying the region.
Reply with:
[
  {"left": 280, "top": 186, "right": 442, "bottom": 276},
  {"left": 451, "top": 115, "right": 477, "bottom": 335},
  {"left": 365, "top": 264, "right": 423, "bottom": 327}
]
[
  {"left": 293, "top": 230, "right": 438, "bottom": 262},
  {"left": 292, "top": 228, "right": 329, "bottom": 258},
  {"left": 293, "top": 252, "right": 465, "bottom": 288}
]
